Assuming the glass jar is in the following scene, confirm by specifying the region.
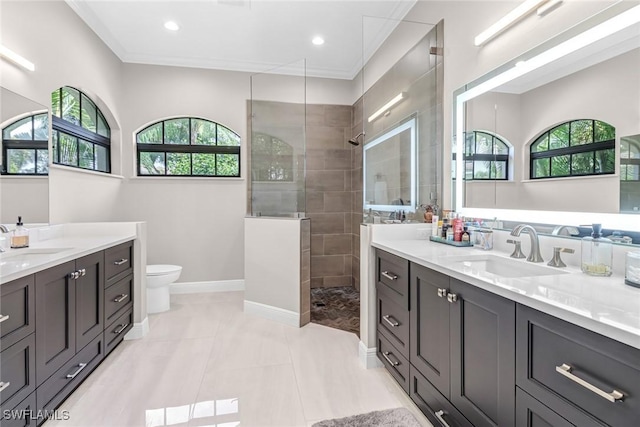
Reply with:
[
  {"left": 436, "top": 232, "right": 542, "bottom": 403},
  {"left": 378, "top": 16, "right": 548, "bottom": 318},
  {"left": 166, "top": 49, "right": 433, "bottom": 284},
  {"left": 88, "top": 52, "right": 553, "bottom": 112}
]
[{"left": 625, "top": 251, "right": 640, "bottom": 288}]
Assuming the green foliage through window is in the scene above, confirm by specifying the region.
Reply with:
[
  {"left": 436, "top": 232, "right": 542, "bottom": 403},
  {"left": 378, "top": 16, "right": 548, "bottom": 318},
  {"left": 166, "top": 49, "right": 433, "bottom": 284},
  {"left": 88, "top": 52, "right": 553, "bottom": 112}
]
[
  {"left": 51, "top": 87, "right": 111, "bottom": 173},
  {"left": 621, "top": 135, "right": 640, "bottom": 181},
  {"left": 452, "top": 131, "right": 510, "bottom": 180},
  {"left": 136, "top": 117, "right": 240, "bottom": 177},
  {"left": 530, "top": 120, "right": 614, "bottom": 179},
  {"left": 1, "top": 113, "right": 49, "bottom": 175}
]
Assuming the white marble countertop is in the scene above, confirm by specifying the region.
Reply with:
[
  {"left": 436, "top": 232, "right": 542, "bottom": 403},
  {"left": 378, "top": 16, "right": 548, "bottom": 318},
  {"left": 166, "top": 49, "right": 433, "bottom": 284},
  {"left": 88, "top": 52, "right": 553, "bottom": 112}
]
[
  {"left": 0, "top": 228, "right": 136, "bottom": 285},
  {"left": 372, "top": 237, "right": 640, "bottom": 350}
]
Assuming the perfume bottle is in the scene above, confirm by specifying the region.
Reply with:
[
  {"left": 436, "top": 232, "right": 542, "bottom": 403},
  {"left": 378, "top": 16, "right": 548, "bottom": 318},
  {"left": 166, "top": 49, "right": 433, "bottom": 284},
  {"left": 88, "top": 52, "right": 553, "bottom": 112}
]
[{"left": 581, "top": 223, "right": 612, "bottom": 277}]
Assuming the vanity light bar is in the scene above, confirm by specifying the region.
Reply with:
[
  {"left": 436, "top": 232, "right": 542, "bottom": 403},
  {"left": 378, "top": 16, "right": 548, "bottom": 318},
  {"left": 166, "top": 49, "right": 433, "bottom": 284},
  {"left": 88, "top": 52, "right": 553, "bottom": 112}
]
[
  {"left": 474, "top": 0, "right": 548, "bottom": 46},
  {"left": 367, "top": 92, "right": 406, "bottom": 123},
  {"left": 0, "top": 45, "right": 35, "bottom": 71}
]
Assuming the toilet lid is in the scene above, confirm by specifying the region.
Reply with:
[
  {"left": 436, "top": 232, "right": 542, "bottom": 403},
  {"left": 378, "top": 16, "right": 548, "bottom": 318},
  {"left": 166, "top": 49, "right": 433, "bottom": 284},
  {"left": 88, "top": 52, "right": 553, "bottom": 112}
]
[{"left": 146, "top": 264, "right": 182, "bottom": 276}]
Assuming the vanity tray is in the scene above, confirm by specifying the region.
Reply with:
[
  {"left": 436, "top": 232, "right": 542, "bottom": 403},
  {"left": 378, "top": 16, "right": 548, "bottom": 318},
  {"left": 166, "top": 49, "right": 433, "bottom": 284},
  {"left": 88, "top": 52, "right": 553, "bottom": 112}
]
[{"left": 429, "top": 236, "right": 473, "bottom": 247}]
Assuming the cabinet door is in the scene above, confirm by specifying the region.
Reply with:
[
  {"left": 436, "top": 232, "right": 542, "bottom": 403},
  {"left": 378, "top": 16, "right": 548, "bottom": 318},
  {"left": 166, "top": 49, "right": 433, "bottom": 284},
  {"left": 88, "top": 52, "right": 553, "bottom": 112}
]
[
  {"left": 35, "top": 261, "right": 76, "bottom": 385},
  {"left": 0, "top": 275, "right": 35, "bottom": 352},
  {"left": 516, "top": 388, "right": 579, "bottom": 427},
  {"left": 75, "top": 251, "right": 104, "bottom": 350},
  {"left": 449, "top": 279, "right": 516, "bottom": 427},
  {"left": 410, "top": 263, "right": 451, "bottom": 396}
]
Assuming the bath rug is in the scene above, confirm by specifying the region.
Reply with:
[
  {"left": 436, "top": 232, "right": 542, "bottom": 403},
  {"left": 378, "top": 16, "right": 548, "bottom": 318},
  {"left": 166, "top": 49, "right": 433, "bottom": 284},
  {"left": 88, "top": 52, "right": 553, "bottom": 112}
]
[{"left": 312, "top": 407, "right": 422, "bottom": 427}]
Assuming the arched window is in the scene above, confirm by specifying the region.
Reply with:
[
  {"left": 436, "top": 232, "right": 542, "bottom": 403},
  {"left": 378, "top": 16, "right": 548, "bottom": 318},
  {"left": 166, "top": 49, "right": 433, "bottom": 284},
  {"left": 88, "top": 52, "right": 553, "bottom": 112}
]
[
  {"left": 136, "top": 117, "right": 240, "bottom": 177},
  {"left": 530, "top": 119, "right": 615, "bottom": 179},
  {"left": 1, "top": 113, "right": 49, "bottom": 175},
  {"left": 51, "top": 87, "right": 111, "bottom": 173},
  {"left": 621, "top": 135, "right": 640, "bottom": 181},
  {"left": 458, "top": 131, "right": 510, "bottom": 180},
  {"left": 251, "top": 133, "right": 293, "bottom": 181}
]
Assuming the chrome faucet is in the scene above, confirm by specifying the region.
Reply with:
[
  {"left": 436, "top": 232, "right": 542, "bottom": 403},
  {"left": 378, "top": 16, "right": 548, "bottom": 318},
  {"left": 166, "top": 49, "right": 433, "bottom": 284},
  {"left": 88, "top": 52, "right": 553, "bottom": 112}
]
[
  {"left": 510, "top": 224, "right": 544, "bottom": 263},
  {"left": 0, "top": 225, "right": 9, "bottom": 253},
  {"left": 551, "top": 225, "right": 579, "bottom": 236}
]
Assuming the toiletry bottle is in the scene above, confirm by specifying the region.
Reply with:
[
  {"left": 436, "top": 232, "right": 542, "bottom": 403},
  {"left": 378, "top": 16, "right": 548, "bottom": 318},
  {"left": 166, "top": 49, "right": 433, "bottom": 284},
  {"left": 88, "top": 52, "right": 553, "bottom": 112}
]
[
  {"left": 462, "top": 227, "right": 470, "bottom": 243},
  {"left": 453, "top": 215, "right": 464, "bottom": 242},
  {"left": 437, "top": 220, "right": 443, "bottom": 237},
  {"left": 424, "top": 205, "right": 433, "bottom": 223},
  {"left": 446, "top": 226, "right": 454, "bottom": 241},
  {"left": 431, "top": 215, "right": 439, "bottom": 237},
  {"left": 441, "top": 218, "right": 449, "bottom": 238},
  {"left": 10, "top": 216, "right": 29, "bottom": 248},
  {"left": 581, "top": 223, "right": 612, "bottom": 277}
]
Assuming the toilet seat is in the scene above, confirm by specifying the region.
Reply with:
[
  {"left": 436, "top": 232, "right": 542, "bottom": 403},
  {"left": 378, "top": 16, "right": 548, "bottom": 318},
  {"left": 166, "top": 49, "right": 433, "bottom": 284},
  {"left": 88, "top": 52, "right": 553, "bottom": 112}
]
[{"left": 146, "top": 264, "right": 182, "bottom": 276}]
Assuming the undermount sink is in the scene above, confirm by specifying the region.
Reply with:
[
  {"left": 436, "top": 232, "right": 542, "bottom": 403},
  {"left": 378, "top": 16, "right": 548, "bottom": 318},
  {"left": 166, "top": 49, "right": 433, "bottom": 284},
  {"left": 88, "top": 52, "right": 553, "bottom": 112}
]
[
  {"left": 0, "top": 248, "right": 71, "bottom": 262},
  {"left": 439, "top": 254, "right": 570, "bottom": 278}
]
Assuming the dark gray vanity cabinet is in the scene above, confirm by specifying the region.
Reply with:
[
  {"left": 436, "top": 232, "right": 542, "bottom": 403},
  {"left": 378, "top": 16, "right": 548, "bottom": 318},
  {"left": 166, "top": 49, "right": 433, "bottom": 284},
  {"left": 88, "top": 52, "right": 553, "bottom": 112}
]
[
  {"left": 35, "top": 260, "right": 77, "bottom": 385},
  {"left": 0, "top": 240, "right": 134, "bottom": 425},
  {"left": 407, "top": 259, "right": 515, "bottom": 427},
  {"left": 516, "top": 304, "right": 640, "bottom": 427}
]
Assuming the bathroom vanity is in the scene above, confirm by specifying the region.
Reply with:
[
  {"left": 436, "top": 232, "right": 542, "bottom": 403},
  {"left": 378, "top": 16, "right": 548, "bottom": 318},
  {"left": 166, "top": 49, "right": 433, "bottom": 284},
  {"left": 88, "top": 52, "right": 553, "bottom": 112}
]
[
  {"left": 0, "top": 225, "right": 140, "bottom": 426},
  {"left": 371, "top": 234, "right": 640, "bottom": 427}
]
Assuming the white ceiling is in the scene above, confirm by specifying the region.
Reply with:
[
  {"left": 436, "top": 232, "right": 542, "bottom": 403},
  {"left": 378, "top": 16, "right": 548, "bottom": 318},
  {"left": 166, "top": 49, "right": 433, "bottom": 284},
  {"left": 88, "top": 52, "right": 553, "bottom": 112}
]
[{"left": 66, "top": 0, "right": 418, "bottom": 80}]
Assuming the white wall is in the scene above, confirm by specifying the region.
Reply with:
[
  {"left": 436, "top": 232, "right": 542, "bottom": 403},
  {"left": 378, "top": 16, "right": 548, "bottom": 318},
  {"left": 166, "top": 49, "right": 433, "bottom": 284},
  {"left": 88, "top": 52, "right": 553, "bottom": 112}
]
[{"left": 2, "top": 0, "right": 627, "bottom": 282}]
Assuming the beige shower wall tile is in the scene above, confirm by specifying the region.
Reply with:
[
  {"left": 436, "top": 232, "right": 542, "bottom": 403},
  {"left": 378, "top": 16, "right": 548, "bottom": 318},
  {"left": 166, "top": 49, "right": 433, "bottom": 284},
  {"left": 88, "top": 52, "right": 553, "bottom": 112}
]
[
  {"left": 306, "top": 192, "right": 324, "bottom": 213},
  {"left": 323, "top": 234, "right": 351, "bottom": 255},
  {"left": 308, "top": 213, "right": 345, "bottom": 234},
  {"left": 307, "top": 126, "right": 348, "bottom": 150},
  {"left": 311, "top": 235, "right": 324, "bottom": 256},
  {"left": 311, "top": 255, "right": 346, "bottom": 278},
  {"left": 324, "top": 105, "right": 352, "bottom": 127},
  {"left": 306, "top": 170, "right": 345, "bottom": 191},
  {"left": 324, "top": 192, "right": 351, "bottom": 212},
  {"left": 323, "top": 275, "right": 353, "bottom": 287}
]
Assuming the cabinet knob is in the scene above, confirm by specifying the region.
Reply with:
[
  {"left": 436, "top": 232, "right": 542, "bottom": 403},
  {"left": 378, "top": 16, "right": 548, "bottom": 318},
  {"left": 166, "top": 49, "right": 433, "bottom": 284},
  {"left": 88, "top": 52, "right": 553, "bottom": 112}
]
[
  {"left": 68, "top": 271, "right": 79, "bottom": 280},
  {"left": 447, "top": 293, "right": 458, "bottom": 303},
  {"left": 79, "top": 268, "right": 86, "bottom": 276},
  {"left": 437, "top": 288, "right": 447, "bottom": 298}
]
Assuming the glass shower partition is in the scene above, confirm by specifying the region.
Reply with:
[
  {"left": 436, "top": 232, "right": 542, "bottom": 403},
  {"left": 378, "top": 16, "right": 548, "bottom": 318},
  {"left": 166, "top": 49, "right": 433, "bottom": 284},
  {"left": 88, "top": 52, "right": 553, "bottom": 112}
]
[{"left": 248, "top": 59, "right": 306, "bottom": 217}]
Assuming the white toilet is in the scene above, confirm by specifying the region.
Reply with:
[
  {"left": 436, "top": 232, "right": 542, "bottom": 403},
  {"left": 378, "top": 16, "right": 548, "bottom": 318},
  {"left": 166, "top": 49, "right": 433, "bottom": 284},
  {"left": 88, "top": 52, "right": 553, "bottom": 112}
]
[{"left": 146, "top": 264, "right": 182, "bottom": 314}]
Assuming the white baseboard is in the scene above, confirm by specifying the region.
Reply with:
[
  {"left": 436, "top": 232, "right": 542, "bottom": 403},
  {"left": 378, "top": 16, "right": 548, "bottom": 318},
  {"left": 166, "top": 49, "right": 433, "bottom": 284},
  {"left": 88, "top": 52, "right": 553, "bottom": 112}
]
[
  {"left": 170, "top": 279, "right": 244, "bottom": 294},
  {"left": 359, "top": 340, "right": 382, "bottom": 369},
  {"left": 124, "top": 317, "right": 149, "bottom": 340},
  {"left": 244, "top": 300, "right": 300, "bottom": 328}
]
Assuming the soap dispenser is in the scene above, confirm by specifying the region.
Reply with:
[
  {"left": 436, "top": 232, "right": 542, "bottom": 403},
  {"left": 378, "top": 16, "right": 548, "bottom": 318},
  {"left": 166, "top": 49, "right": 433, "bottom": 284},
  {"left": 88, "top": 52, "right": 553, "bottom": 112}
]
[
  {"left": 10, "top": 216, "right": 29, "bottom": 249},
  {"left": 581, "top": 223, "right": 612, "bottom": 277}
]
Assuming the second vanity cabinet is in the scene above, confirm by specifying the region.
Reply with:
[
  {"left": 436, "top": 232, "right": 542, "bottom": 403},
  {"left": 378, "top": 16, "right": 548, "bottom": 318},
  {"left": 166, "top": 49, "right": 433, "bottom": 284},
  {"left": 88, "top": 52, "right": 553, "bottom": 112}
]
[
  {"left": 0, "top": 240, "right": 134, "bottom": 426},
  {"left": 375, "top": 248, "right": 640, "bottom": 427}
]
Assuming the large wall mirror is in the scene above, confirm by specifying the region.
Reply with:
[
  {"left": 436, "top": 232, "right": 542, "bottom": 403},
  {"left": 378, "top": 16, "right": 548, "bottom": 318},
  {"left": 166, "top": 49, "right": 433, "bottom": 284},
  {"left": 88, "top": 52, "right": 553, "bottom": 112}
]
[
  {"left": 1, "top": 87, "right": 49, "bottom": 224},
  {"left": 453, "top": 3, "right": 640, "bottom": 232}
]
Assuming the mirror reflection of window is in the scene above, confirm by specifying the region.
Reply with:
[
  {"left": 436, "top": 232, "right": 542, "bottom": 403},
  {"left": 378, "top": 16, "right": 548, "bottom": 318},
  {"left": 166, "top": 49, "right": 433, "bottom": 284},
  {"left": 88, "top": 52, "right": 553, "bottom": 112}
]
[
  {"left": 364, "top": 117, "right": 416, "bottom": 211},
  {"left": 621, "top": 135, "right": 640, "bottom": 181},
  {"left": 530, "top": 120, "right": 615, "bottom": 179},
  {"left": 452, "top": 131, "right": 511, "bottom": 181},
  {"left": 1, "top": 112, "right": 49, "bottom": 175}
]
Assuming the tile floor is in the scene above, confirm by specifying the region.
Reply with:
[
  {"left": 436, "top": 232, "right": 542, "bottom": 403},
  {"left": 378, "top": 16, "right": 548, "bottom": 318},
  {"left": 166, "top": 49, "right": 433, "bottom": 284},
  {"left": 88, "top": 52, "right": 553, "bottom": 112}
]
[
  {"left": 310, "top": 287, "right": 360, "bottom": 336},
  {"left": 47, "top": 291, "right": 432, "bottom": 427}
]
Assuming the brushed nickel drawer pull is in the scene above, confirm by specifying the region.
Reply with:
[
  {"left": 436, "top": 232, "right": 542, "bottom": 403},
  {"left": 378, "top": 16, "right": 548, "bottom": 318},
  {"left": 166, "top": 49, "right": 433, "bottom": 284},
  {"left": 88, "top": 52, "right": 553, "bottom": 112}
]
[
  {"left": 437, "top": 288, "right": 447, "bottom": 298},
  {"left": 113, "top": 258, "right": 128, "bottom": 266},
  {"left": 556, "top": 363, "right": 624, "bottom": 402},
  {"left": 434, "top": 410, "right": 452, "bottom": 427},
  {"left": 0, "top": 314, "right": 9, "bottom": 323},
  {"left": 66, "top": 363, "right": 87, "bottom": 379},
  {"left": 114, "top": 294, "right": 129, "bottom": 303},
  {"left": 0, "top": 382, "right": 10, "bottom": 393},
  {"left": 381, "top": 271, "right": 398, "bottom": 281},
  {"left": 382, "top": 315, "right": 399, "bottom": 327},
  {"left": 114, "top": 323, "right": 129, "bottom": 335},
  {"left": 382, "top": 351, "right": 399, "bottom": 366}
]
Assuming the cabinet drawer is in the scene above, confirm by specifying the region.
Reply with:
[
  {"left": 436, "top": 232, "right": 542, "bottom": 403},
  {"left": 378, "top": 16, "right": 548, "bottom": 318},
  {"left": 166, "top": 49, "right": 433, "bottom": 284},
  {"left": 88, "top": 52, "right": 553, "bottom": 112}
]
[
  {"left": 0, "top": 392, "right": 37, "bottom": 427},
  {"left": 0, "top": 275, "right": 35, "bottom": 352},
  {"left": 104, "top": 241, "right": 133, "bottom": 286},
  {"left": 104, "top": 308, "right": 133, "bottom": 356},
  {"left": 376, "top": 249, "right": 409, "bottom": 309},
  {"left": 377, "top": 293, "right": 409, "bottom": 359},
  {"left": 37, "top": 334, "right": 104, "bottom": 413},
  {"left": 515, "top": 387, "right": 602, "bottom": 427},
  {"left": 377, "top": 334, "right": 410, "bottom": 393},
  {"left": 0, "top": 334, "right": 36, "bottom": 410},
  {"left": 104, "top": 274, "right": 133, "bottom": 326},
  {"left": 517, "top": 305, "right": 640, "bottom": 427},
  {"left": 409, "top": 365, "right": 473, "bottom": 427}
]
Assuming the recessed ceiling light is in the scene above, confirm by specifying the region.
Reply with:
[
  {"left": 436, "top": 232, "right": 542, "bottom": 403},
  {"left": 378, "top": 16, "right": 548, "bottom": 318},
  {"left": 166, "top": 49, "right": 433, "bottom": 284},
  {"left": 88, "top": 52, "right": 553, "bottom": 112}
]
[
  {"left": 164, "top": 21, "right": 180, "bottom": 31},
  {"left": 312, "top": 36, "right": 325, "bottom": 46}
]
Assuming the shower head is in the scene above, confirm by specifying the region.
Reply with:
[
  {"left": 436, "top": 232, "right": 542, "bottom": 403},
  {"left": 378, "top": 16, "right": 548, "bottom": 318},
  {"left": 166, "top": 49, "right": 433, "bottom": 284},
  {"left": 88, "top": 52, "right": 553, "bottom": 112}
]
[{"left": 348, "top": 132, "right": 365, "bottom": 146}]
